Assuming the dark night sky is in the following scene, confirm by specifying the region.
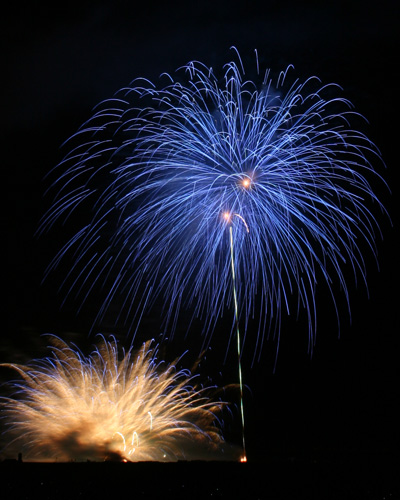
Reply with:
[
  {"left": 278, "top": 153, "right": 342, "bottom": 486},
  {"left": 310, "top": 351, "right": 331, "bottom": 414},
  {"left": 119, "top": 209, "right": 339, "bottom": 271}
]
[{"left": 4, "top": 0, "right": 399, "bottom": 461}]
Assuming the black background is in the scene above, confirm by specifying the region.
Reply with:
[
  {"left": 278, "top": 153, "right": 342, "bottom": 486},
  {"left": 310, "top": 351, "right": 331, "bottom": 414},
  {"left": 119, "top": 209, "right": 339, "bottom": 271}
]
[{"left": 3, "top": 0, "right": 399, "bottom": 484}]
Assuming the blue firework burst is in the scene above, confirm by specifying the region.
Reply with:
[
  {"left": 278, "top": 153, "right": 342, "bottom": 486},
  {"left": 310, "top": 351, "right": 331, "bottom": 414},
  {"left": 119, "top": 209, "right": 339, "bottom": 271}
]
[{"left": 40, "top": 49, "right": 388, "bottom": 359}]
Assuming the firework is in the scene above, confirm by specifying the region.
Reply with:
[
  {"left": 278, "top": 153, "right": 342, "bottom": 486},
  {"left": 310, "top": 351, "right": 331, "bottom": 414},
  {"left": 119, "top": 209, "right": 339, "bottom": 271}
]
[
  {"left": 0, "top": 336, "right": 225, "bottom": 462},
  {"left": 39, "top": 48, "right": 387, "bottom": 358}
]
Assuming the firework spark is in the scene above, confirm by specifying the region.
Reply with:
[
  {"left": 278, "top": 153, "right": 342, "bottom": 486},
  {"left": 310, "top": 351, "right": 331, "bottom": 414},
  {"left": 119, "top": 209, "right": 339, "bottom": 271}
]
[
  {"left": 0, "top": 337, "right": 225, "bottom": 462},
  {"left": 39, "top": 48, "right": 388, "bottom": 358}
]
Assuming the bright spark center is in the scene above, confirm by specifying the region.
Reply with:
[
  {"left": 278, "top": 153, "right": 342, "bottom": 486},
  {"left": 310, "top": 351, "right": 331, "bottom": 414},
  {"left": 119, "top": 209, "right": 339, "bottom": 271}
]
[{"left": 223, "top": 211, "right": 231, "bottom": 222}]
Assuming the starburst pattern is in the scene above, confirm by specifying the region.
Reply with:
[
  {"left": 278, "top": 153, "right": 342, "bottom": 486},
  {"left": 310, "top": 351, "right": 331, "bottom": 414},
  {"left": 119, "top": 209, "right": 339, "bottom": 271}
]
[
  {"left": 40, "top": 49, "right": 387, "bottom": 357},
  {"left": 0, "top": 337, "right": 225, "bottom": 461}
]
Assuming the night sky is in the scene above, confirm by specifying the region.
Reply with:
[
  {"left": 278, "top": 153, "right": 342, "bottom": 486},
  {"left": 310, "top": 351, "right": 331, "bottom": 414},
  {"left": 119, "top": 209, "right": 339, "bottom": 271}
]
[{"left": 4, "top": 0, "right": 399, "bottom": 464}]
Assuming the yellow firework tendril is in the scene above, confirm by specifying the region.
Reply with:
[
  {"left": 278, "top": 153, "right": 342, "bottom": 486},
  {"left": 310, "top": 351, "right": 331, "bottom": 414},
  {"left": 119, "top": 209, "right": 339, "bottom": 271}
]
[{"left": 0, "top": 337, "right": 226, "bottom": 462}]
